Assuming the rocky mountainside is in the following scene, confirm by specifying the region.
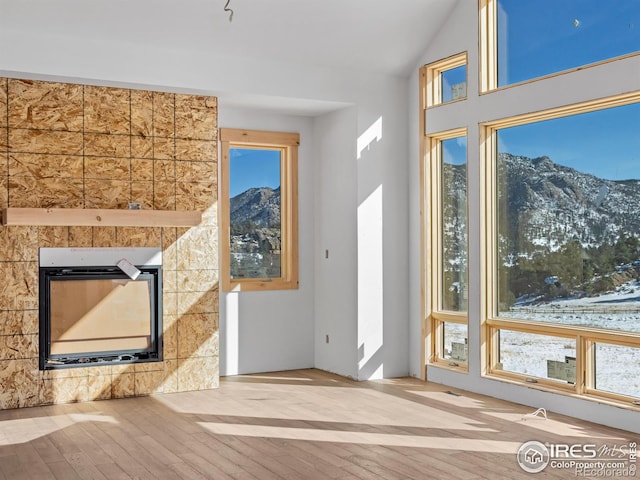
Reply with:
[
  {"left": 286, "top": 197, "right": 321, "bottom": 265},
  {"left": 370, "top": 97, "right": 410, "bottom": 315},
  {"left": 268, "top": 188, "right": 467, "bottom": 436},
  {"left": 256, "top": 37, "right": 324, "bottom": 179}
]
[
  {"left": 496, "top": 153, "right": 640, "bottom": 258},
  {"left": 230, "top": 187, "right": 281, "bottom": 228},
  {"left": 443, "top": 153, "right": 640, "bottom": 259},
  {"left": 442, "top": 153, "right": 640, "bottom": 302},
  {"left": 229, "top": 186, "right": 282, "bottom": 274}
]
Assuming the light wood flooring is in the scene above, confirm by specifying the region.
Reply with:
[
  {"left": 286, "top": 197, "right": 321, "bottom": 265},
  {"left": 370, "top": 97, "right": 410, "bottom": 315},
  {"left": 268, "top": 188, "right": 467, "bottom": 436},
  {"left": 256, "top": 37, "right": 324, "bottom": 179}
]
[{"left": 0, "top": 369, "right": 636, "bottom": 479}]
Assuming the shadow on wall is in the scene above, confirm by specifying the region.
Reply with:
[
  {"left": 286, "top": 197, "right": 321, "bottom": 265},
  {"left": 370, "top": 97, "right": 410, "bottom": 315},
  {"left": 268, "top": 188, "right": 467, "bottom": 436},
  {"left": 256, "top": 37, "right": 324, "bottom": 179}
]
[{"left": 358, "top": 343, "right": 384, "bottom": 380}]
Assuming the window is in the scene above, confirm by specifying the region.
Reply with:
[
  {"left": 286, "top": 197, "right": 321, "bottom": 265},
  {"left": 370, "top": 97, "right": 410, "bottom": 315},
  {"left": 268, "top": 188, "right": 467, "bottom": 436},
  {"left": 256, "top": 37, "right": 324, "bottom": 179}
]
[
  {"left": 480, "top": 0, "right": 640, "bottom": 91},
  {"left": 427, "top": 129, "right": 468, "bottom": 366},
  {"left": 219, "top": 129, "right": 299, "bottom": 291},
  {"left": 593, "top": 343, "right": 640, "bottom": 399},
  {"left": 495, "top": 329, "right": 576, "bottom": 386},
  {"left": 424, "top": 52, "right": 467, "bottom": 107},
  {"left": 483, "top": 92, "right": 640, "bottom": 403}
]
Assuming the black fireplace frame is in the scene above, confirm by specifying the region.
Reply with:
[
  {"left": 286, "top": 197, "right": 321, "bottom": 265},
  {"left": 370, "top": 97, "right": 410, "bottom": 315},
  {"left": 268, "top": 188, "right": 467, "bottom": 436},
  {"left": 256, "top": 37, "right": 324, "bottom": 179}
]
[{"left": 39, "top": 265, "right": 163, "bottom": 370}]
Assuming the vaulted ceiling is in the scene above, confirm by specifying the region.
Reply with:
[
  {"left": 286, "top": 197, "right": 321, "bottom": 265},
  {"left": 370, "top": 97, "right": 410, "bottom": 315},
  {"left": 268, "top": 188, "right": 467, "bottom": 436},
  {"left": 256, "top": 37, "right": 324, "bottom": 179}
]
[{"left": 0, "top": 0, "right": 458, "bottom": 76}]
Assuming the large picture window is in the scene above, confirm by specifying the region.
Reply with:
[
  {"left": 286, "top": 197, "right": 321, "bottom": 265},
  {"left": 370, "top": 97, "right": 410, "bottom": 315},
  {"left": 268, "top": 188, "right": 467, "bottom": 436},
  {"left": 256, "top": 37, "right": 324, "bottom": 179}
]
[
  {"left": 427, "top": 129, "right": 468, "bottom": 366},
  {"left": 483, "top": 92, "right": 640, "bottom": 403},
  {"left": 220, "top": 129, "right": 299, "bottom": 291},
  {"left": 419, "top": 5, "right": 640, "bottom": 410},
  {"left": 480, "top": 0, "right": 640, "bottom": 91}
]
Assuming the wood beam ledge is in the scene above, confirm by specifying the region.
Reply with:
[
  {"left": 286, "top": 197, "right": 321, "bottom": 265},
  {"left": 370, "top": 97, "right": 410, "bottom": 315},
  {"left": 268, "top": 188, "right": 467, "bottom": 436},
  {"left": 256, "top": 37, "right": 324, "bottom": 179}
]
[{"left": 1, "top": 208, "right": 202, "bottom": 227}]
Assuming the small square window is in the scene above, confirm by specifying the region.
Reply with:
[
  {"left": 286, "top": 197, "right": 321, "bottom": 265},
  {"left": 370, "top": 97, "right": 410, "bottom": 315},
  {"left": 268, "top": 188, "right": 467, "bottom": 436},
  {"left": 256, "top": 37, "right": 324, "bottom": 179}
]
[{"left": 424, "top": 52, "right": 467, "bottom": 107}]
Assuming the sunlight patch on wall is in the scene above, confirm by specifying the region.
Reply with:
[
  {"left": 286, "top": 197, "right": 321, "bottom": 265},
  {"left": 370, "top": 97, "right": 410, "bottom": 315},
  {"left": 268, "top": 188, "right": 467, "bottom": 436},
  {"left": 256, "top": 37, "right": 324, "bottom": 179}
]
[
  {"left": 357, "top": 116, "right": 383, "bottom": 159},
  {"left": 223, "top": 291, "right": 240, "bottom": 375},
  {"left": 357, "top": 184, "right": 383, "bottom": 379}
]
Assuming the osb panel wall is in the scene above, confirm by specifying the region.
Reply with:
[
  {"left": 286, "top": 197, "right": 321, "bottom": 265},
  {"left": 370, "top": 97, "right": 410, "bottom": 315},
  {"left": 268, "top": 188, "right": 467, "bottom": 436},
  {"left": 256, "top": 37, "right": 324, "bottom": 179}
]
[{"left": 0, "top": 78, "right": 219, "bottom": 409}]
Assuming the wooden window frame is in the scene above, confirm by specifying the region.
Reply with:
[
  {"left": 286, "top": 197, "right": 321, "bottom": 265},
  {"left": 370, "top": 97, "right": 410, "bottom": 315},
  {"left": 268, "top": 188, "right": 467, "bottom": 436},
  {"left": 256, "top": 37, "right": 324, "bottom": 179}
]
[
  {"left": 219, "top": 128, "right": 299, "bottom": 292},
  {"left": 424, "top": 52, "right": 468, "bottom": 108},
  {"left": 424, "top": 128, "right": 469, "bottom": 371},
  {"left": 478, "top": 0, "right": 497, "bottom": 93},
  {"left": 481, "top": 91, "right": 640, "bottom": 407}
]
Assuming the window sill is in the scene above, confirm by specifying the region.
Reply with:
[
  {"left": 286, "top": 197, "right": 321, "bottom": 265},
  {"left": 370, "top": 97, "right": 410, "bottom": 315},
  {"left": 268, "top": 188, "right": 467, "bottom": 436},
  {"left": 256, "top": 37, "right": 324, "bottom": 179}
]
[
  {"left": 484, "top": 372, "right": 640, "bottom": 412},
  {"left": 427, "top": 359, "right": 469, "bottom": 374}
]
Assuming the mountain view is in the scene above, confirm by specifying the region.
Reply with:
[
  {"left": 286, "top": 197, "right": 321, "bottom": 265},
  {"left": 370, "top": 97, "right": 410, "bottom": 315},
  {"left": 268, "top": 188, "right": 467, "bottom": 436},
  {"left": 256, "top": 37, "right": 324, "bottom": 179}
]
[
  {"left": 443, "top": 153, "right": 640, "bottom": 309},
  {"left": 497, "top": 153, "right": 640, "bottom": 255},
  {"left": 229, "top": 187, "right": 282, "bottom": 278}
]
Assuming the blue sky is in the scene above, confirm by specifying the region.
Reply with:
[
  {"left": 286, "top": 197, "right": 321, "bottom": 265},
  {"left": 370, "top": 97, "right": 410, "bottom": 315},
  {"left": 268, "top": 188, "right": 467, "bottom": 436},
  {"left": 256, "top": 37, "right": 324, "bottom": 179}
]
[
  {"left": 229, "top": 148, "right": 281, "bottom": 198},
  {"left": 498, "top": 0, "right": 639, "bottom": 86},
  {"left": 443, "top": 137, "right": 467, "bottom": 166},
  {"left": 499, "top": 102, "right": 640, "bottom": 181},
  {"left": 496, "top": 0, "right": 640, "bottom": 181},
  {"left": 442, "top": 65, "right": 466, "bottom": 103}
]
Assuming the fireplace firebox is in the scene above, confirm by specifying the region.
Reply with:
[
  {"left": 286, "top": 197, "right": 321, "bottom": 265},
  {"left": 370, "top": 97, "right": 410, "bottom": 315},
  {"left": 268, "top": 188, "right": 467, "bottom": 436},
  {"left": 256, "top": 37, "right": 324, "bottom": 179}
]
[{"left": 39, "top": 248, "right": 162, "bottom": 370}]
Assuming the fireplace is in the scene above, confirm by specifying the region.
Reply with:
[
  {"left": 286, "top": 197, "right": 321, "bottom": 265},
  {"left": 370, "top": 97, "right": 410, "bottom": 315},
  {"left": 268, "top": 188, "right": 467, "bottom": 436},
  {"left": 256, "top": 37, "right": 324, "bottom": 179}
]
[{"left": 39, "top": 248, "right": 163, "bottom": 370}]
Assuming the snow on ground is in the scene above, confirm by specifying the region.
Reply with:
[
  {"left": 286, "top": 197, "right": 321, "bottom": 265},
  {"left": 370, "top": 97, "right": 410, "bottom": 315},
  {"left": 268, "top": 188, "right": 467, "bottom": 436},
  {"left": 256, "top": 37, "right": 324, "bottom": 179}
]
[
  {"left": 510, "top": 280, "right": 640, "bottom": 333},
  {"left": 444, "top": 281, "right": 640, "bottom": 398}
]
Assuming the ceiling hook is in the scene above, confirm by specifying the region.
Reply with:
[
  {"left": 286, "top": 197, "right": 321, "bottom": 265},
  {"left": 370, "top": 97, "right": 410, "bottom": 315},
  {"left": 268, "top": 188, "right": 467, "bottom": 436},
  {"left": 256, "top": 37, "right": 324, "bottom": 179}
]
[{"left": 224, "top": 0, "right": 234, "bottom": 22}]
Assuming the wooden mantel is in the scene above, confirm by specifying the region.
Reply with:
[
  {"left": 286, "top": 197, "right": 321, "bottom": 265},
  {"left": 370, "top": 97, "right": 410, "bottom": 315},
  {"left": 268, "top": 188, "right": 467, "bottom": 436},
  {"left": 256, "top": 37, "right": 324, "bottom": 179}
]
[{"left": 1, "top": 208, "right": 202, "bottom": 227}]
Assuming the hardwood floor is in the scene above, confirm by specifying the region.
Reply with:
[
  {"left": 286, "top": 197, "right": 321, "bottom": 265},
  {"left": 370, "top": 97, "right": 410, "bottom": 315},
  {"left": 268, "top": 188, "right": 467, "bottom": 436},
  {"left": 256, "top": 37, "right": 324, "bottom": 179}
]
[{"left": 0, "top": 369, "right": 636, "bottom": 479}]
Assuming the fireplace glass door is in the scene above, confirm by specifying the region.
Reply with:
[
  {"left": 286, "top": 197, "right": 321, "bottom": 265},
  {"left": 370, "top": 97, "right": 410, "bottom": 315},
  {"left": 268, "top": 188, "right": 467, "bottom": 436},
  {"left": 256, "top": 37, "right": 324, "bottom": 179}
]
[{"left": 40, "top": 267, "right": 162, "bottom": 369}]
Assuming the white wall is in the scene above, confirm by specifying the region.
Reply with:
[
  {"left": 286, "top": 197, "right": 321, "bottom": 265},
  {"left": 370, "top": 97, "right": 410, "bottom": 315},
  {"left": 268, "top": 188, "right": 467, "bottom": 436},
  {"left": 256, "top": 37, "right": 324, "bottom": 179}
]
[
  {"left": 356, "top": 84, "right": 411, "bottom": 380},
  {"left": 311, "top": 79, "right": 412, "bottom": 381},
  {"left": 218, "top": 107, "right": 316, "bottom": 375},
  {"left": 313, "top": 107, "right": 359, "bottom": 379},
  {"left": 218, "top": 79, "right": 411, "bottom": 379},
  {"left": 218, "top": 75, "right": 411, "bottom": 381},
  {"left": 409, "top": 0, "right": 640, "bottom": 433}
]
